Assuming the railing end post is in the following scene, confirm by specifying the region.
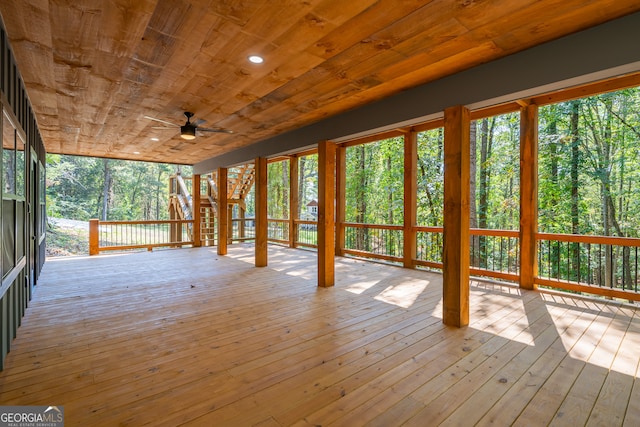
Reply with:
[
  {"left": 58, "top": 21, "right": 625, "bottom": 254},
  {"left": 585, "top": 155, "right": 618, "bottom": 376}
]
[{"left": 89, "top": 219, "right": 99, "bottom": 256}]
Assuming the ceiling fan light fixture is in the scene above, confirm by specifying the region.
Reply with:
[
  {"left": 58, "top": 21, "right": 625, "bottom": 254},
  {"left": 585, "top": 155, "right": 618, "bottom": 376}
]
[{"left": 180, "top": 125, "right": 196, "bottom": 140}]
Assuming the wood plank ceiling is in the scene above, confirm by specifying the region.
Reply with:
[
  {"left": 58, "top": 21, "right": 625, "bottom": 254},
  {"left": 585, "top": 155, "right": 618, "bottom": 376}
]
[{"left": 1, "top": 0, "right": 640, "bottom": 165}]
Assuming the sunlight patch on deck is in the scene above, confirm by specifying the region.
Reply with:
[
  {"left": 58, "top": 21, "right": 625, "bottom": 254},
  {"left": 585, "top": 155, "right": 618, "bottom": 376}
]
[
  {"left": 374, "top": 278, "right": 430, "bottom": 308},
  {"left": 343, "top": 279, "right": 383, "bottom": 295}
]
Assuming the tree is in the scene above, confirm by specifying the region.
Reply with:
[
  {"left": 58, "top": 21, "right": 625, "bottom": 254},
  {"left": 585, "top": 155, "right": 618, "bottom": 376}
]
[
  {"left": 46, "top": 154, "right": 190, "bottom": 221},
  {"left": 101, "top": 159, "right": 112, "bottom": 221}
]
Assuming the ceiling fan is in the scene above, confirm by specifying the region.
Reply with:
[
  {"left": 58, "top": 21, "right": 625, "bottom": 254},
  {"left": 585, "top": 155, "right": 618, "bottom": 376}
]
[{"left": 144, "top": 111, "right": 233, "bottom": 140}]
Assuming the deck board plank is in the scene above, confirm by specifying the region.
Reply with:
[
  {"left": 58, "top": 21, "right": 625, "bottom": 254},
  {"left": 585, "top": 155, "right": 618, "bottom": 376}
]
[{"left": 0, "top": 245, "right": 638, "bottom": 426}]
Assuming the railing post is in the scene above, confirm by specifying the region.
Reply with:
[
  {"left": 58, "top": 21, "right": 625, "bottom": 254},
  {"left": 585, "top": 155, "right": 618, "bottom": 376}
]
[
  {"left": 255, "top": 157, "right": 268, "bottom": 267},
  {"left": 520, "top": 103, "right": 539, "bottom": 290},
  {"left": 404, "top": 130, "right": 417, "bottom": 268},
  {"left": 318, "top": 140, "right": 336, "bottom": 287},
  {"left": 89, "top": 219, "right": 99, "bottom": 255},
  {"left": 443, "top": 105, "right": 470, "bottom": 327}
]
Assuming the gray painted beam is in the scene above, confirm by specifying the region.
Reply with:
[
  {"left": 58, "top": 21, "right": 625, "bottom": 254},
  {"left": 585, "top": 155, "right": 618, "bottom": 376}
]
[{"left": 195, "top": 11, "right": 640, "bottom": 174}]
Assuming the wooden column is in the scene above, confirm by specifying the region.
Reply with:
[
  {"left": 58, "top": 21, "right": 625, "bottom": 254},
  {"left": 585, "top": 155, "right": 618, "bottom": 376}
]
[
  {"left": 217, "top": 167, "right": 228, "bottom": 256},
  {"left": 443, "top": 105, "right": 470, "bottom": 327},
  {"left": 289, "top": 156, "right": 299, "bottom": 248},
  {"left": 403, "top": 131, "right": 417, "bottom": 268},
  {"left": 255, "top": 157, "right": 268, "bottom": 267},
  {"left": 192, "top": 174, "right": 201, "bottom": 247},
  {"left": 318, "top": 140, "right": 336, "bottom": 287},
  {"left": 520, "top": 103, "right": 539, "bottom": 290},
  {"left": 335, "top": 145, "right": 346, "bottom": 257}
]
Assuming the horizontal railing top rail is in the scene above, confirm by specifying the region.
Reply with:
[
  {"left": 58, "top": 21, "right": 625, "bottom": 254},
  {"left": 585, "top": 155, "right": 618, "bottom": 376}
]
[
  {"left": 537, "top": 232, "right": 640, "bottom": 247},
  {"left": 470, "top": 228, "right": 519, "bottom": 237},
  {"left": 89, "top": 219, "right": 195, "bottom": 255},
  {"left": 97, "top": 219, "right": 193, "bottom": 226},
  {"left": 342, "top": 222, "right": 403, "bottom": 230}
]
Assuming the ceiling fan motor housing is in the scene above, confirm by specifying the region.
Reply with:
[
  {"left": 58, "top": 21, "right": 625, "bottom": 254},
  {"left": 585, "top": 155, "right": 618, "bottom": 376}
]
[{"left": 180, "top": 124, "right": 196, "bottom": 140}]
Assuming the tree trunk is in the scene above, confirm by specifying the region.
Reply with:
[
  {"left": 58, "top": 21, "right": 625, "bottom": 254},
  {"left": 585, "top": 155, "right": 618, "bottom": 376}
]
[
  {"left": 355, "top": 144, "right": 367, "bottom": 250},
  {"left": 469, "top": 121, "right": 478, "bottom": 265},
  {"left": 155, "top": 165, "right": 163, "bottom": 220},
  {"left": 282, "top": 162, "right": 289, "bottom": 218},
  {"left": 602, "top": 97, "right": 613, "bottom": 289},
  {"left": 101, "top": 159, "right": 112, "bottom": 221},
  {"left": 298, "top": 156, "right": 306, "bottom": 219},
  {"left": 548, "top": 113, "right": 559, "bottom": 206},
  {"left": 478, "top": 118, "right": 493, "bottom": 268},
  {"left": 569, "top": 101, "right": 580, "bottom": 281}
]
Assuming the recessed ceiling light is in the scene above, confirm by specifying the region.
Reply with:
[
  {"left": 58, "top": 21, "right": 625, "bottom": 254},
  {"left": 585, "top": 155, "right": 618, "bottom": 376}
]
[
  {"left": 133, "top": 151, "right": 140, "bottom": 155},
  {"left": 150, "top": 137, "right": 159, "bottom": 141},
  {"left": 248, "top": 55, "right": 264, "bottom": 64}
]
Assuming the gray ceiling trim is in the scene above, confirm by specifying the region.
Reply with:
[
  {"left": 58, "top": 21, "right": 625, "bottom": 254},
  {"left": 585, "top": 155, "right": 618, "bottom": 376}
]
[{"left": 195, "top": 11, "right": 640, "bottom": 174}]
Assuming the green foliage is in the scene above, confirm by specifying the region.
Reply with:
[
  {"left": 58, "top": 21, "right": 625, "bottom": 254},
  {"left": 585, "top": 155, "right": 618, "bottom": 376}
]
[
  {"left": 298, "top": 154, "right": 318, "bottom": 219},
  {"left": 46, "top": 154, "right": 190, "bottom": 221},
  {"left": 345, "top": 137, "right": 404, "bottom": 225},
  {"left": 268, "top": 160, "right": 289, "bottom": 219},
  {"left": 417, "top": 128, "right": 443, "bottom": 226},
  {"left": 539, "top": 88, "right": 640, "bottom": 237},
  {"left": 239, "top": 87, "right": 640, "bottom": 246},
  {"left": 474, "top": 113, "right": 521, "bottom": 230}
]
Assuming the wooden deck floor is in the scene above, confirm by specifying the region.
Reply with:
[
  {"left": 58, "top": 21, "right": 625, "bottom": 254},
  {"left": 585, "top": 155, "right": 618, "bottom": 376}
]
[{"left": 1, "top": 244, "right": 639, "bottom": 426}]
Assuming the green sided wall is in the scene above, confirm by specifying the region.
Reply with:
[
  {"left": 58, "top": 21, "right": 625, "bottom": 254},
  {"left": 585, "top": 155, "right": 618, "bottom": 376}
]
[{"left": 0, "top": 20, "right": 46, "bottom": 371}]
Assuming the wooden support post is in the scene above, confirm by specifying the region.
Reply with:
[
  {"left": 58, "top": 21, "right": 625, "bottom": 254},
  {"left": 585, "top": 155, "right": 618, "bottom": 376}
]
[
  {"left": 89, "top": 219, "right": 99, "bottom": 255},
  {"left": 335, "top": 145, "right": 346, "bottom": 257},
  {"left": 289, "top": 156, "right": 299, "bottom": 248},
  {"left": 318, "top": 140, "right": 336, "bottom": 287},
  {"left": 403, "top": 131, "right": 417, "bottom": 268},
  {"left": 520, "top": 104, "right": 539, "bottom": 290},
  {"left": 217, "top": 167, "right": 228, "bottom": 256},
  {"left": 192, "top": 174, "right": 201, "bottom": 247},
  {"left": 255, "top": 157, "right": 268, "bottom": 267},
  {"left": 443, "top": 105, "right": 470, "bottom": 327}
]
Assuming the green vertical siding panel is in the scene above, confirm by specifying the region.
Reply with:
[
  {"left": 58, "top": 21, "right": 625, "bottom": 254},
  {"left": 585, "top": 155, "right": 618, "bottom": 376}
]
[
  {"left": 0, "top": 296, "right": 9, "bottom": 370},
  {"left": 0, "top": 20, "right": 47, "bottom": 373},
  {"left": 8, "top": 284, "right": 15, "bottom": 340},
  {"left": 0, "top": 293, "right": 7, "bottom": 371}
]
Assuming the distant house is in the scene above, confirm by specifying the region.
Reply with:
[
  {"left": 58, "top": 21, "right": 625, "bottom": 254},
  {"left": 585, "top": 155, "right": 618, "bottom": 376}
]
[
  {"left": 306, "top": 200, "right": 318, "bottom": 218},
  {"left": 299, "top": 200, "right": 318, "bottom": 221}
]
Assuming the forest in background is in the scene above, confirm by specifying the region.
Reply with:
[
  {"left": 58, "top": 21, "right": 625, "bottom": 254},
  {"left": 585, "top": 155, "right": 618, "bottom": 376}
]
[
  {"left": 265, "top": 86, "right": 640, "bottom": 240},
  {"left": 46, "top": 155, "right": 191, "bottom": 221}
]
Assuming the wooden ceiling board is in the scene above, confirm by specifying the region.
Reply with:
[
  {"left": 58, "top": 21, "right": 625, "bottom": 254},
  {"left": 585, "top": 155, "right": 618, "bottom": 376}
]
[
  {"left": 304, "top": 0, "right": 429, "bottom": 60},
  {"left": 2, "top": 0, "right": 640, "bottom": 164}
]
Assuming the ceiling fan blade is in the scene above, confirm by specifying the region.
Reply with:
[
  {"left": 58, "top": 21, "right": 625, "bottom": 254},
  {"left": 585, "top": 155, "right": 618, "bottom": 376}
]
[
  {"left": 193, "top": 118, "right": 206, "bottom": 126},
  {"left": 144, "top": 115, "right": 179, "bottom": 127},
  {"left": 198, "top": 127, "right": 234, "bottom": 134},
  {"left": 151, "top": 126, "right": 177, "bottom": 130}
]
